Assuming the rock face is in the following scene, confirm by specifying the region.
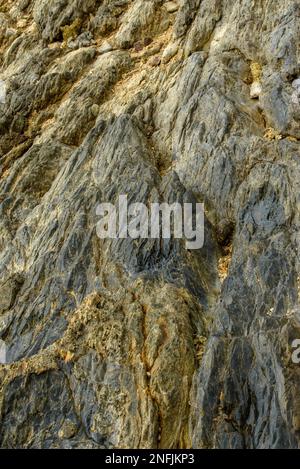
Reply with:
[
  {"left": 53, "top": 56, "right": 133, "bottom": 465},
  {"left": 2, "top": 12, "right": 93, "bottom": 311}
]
[{"left": 0, "top": 0, "right": 299, "bottom": 449}]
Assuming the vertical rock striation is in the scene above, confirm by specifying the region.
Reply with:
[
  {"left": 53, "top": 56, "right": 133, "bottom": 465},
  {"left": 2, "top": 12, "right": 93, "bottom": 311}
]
[{"left": 0, "top": 0, "right": 299, "bottom": 448}]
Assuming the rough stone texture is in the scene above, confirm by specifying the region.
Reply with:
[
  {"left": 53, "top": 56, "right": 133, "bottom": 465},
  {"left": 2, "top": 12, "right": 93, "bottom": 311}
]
[{"left": 0, "top": 0, "right": 299, "bottom": 449}]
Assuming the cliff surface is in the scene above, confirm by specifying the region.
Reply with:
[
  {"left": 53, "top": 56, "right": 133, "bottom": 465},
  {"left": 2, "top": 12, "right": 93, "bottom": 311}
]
[{"left": 0, "top": 0, "right": 300, "bottom": 448}]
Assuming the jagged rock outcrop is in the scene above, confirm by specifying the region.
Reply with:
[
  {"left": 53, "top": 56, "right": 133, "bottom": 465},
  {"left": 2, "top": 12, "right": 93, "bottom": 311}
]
[{"left": 0, "top": 0, "right": 299, "bottom": 449}]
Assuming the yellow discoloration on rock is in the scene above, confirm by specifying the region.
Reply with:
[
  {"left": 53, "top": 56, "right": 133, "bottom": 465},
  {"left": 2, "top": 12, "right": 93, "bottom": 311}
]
[
  {"left": 264, "top": 127, "right": 283, "bottom": 141},
  {"left": 250, "top": 62, "right": 262, "bottom": 82},
  {"left": 61, "top": 18, "right": 82, "bottom": 43}
]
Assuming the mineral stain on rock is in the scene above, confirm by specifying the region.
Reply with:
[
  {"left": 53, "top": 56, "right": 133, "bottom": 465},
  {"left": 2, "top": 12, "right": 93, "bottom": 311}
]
[{"left": 0, "top": 0, "right": 300, "bottom": 449}]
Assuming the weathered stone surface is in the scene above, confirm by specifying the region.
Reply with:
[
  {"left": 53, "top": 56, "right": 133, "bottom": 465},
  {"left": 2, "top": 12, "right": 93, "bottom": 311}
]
[
  {"left": 0, "top": 0, "right": 299, "bottom": 449},
  {"left": 165, "top": 2, "right": 179, "bottom": 14},
  {"left": 33, "top": 0, "right": 99, "bottom": 43},
  {"left": 161, "top": 42, "right": 178, "bottom": 63}
]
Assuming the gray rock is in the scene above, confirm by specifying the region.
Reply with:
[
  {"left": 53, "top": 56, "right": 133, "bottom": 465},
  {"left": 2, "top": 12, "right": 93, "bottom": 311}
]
[
  {"left": 0, "top": 0, "right": 299, "bottom": 450},
  {"left": 67, "top": 31, "right": 95, "bottom": 50},
  {"left": 98, "top": 40, "right": 113, "bottom": 55},
  {"left": 33, "top": 0, "right": 99, "bottom": 43}
]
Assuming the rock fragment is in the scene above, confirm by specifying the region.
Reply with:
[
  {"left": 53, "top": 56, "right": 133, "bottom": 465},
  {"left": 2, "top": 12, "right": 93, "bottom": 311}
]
[
  {"left": 165, "top": 1, "right": 179, "bottom": 13},
  {"left": 148, "top": 55, "right": 161, "bottom": 67},
  {"left": 162, "top": 43, "right": 178, "bottom": 63},
  {"left": 98, "top": 40, "right": 113, "bottom": 54}
]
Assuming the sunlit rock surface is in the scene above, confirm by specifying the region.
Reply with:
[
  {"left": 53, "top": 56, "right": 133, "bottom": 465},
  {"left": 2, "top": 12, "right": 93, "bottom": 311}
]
[{"left": 0, "top": 0, "right": 299, "bottom": 449}]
